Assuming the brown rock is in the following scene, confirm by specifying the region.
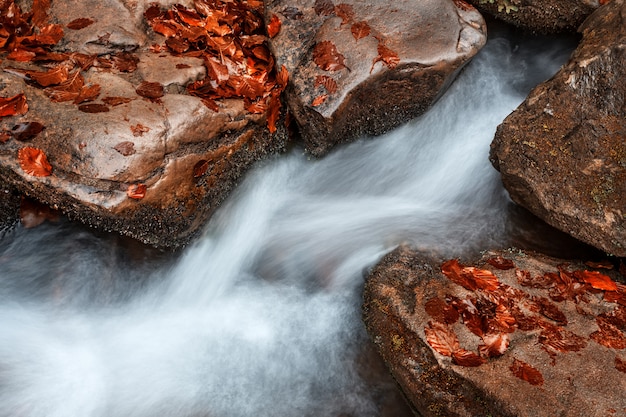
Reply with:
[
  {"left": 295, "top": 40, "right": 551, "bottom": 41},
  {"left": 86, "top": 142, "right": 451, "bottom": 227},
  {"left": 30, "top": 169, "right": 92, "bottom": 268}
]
[
  {"left": 266, "top": 0, "right": 486, "bottom": 156},
  {"left": 363, "top": 245, "right": 626, "bottom": 417},
  {"left": 0, "top": 0, "right": 287, "bottom": 248},
  {"left": 466, "top": 0, "right": 600, "bottom": 33},
  {"left": 490, "top": 0, "right": 626, "bottom": 257}
]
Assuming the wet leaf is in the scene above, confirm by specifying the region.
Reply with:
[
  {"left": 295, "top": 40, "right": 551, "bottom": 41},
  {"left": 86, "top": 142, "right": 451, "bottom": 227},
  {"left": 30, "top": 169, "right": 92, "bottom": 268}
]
[
  {"left": 78, "top": 103, "right": 109, "bottom": 113},
  {"left": 35, "top": 24, "right": 65, "bottom": 45},
  {"left": 276, "top": 65, "right": 289, "bottom": 89},
  {"left": 266, "top": 91, "right": 281, "bottom": 134},
  {"left": 244, "top": 97, "right": 268, "bottom": 114},
  {"left": 66, "top": 17, "right": 95, "bottom": 30},
  {"left": 351, "top": 21, "right": 370, "bottom": 40},
  {"left": 136, "top": 81, "right": 164, "bottom": 99},
  {"left": 424, "top": 297, "right": 459, "bottom": 324},
  {"left": 131, "top": 124, "right": 150, "bottom": 137},
  {"left": 532, "top": 296, "right": 567, "bottom": 325},
  {"left": 193, "top": 159, "right": 209, "bottom": 178},
  {"left": 585, "top": 260, "right": 614, "bottom": 270},
  {"left": 314, "top": 75, "right": 337, "bottom": 94},
  {"left": 311, "top": 94, "right": 328, "bottom": 107},
  {"left": 113, "top": 52, "right": 139, "bottom": 73},
  {"left": 18, "top": 146, "right": 52, "bottom": 177},
  {"left": 424, "top": 321, "right": 460, "bottom": 357},
  {"left": 73, "top": 84, "right": 101, "bottom": 104},
  {"left": 372, "top": 43, "right": 400, "bottom": 71},
  {"left": 267, "top": 14, "right": 281, "bottom": 38},
  {"left": 538, "top": 323, "right": 587, "bottom": 354},
  {"left": 113, "top": 141, "right": 136, "bottom": 156},
  {"left": 313, "top": 41, "right": 347, "bottom": 72},
  {"left": 28, "top": 66, "right": 69, "bottom": 87},
  {"left": 0, "top": 93, "right": 28, "bottom": 118},
  {"left": 127, "top": 184, "right": 147, "bottom": 199},
  {"left": 334, "top": 3, "right": 354, "bottom": 24},
  {"left": 510, "top": 359, "right": 544, "bottom": 386},
  {"left": 11, "top": 122, "right": 45, "bottom": 141},
  {"left": 574, "top": 270, "right": 618, "bottom": 291},
  {"left": 442, "top": 259, "right": 476, "bottom": 290},
  {"left": 0, "top": 131, "right": 11, "bottom": 143},
  {"left": 487, "top": 256, "right": 515, "bottom": 270},
  {"left": 452, "top": 349, "right": 485, "bottom": 367},
  {"left": 590, "top": 318, "right": 626, "bottom": 349}
]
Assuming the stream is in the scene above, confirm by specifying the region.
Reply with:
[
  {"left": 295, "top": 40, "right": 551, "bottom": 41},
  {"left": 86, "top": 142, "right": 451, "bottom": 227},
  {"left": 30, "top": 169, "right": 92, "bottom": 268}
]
[{"left": 0, "top": 24, "right": 585, "bottom": 417}]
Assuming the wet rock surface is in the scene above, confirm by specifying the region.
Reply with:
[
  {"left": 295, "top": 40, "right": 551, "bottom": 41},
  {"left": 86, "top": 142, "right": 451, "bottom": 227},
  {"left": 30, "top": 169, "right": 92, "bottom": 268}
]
[
  {"left": 490, "top": 0, "right": 626, "bottom": 257},
  {"left": 265, "top": 0, "right": 486, "bottom": 156},
  {"left": 466, "top": 0, "right": 600, "bottom": 33},
  {"left": 0, "top": 0, "right": 287, "bottom": 248},
  {"left": 363, "top": 245, "right": 626, "bottom": 417}
]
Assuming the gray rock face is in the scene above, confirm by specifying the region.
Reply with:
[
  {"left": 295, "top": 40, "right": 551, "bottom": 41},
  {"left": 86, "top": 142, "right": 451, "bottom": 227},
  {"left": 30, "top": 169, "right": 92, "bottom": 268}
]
[
  {"left": 467, "top": 0, "right": 600, "bottom": 33},
  {"left": 363, "top": 245, "right": 626, "bottom": 417},
  {"left": 265, "top": 0, "right": 486, "bottom": 156},
  {"left": 0, "top": 0, "right": 287, "bottom": 248},
  {"left": 490, "top": 0, "right": 626, "bottom": 257}
]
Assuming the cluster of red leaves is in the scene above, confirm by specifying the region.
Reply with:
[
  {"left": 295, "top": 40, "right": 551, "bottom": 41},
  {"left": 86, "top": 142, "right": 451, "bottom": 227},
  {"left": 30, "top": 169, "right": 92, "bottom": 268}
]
[
  {"left": 144, "top": 0, "right": 288, "bottom": 133},
  {"left": 424, "top": 255, "right": 626, "bottom": 384}
]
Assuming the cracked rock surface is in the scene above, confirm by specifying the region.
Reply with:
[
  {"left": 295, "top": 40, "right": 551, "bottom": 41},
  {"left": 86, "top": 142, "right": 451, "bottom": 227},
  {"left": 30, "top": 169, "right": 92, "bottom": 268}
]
[
  {"left": 490, "top": 0, "right": 626, "bottom": 257},
  {"left": 265, "top": 0, "right": 486, "bottom": 156}
]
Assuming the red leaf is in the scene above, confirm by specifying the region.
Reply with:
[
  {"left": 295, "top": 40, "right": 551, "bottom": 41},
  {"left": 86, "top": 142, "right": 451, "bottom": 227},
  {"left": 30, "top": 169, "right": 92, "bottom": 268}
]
[
  {"left": 311, "top": 94, "right": 328, "bottom": 107},
  {"left": 313, "top": 41, "right": 347, "bottom": 72},
  {"left": 127, "top": 184, "right": 146, "bottom": 199},
  {"left": 28, "top": 66, "right": 69, "bottom": 87},
  {"left": 136, "top": 81, "right": 164, "bottom": 99},
  {"left": 74, "top": 84, "right": 101, "bottom": 104},
  {"left": 351, "top": 21, "right": 370, "bottom": 40},
  {"left": 334, "top": 3, "right": 354, "bottom": 24},
  {"left": 0, "top": 93, "right": 28, "bottom": 118},
  {"left": 18, "top": 147, "right": 52, "bottom": 177},
  {"left": 130, "top": 124, "right": 150, "bottom": 137},
  {"left": 574, "top": 270, "right": 618, "bottom": 291},
  {"left": 113, "top": 52, "right": 139, "bottom": 73},
  {"left": 314, "top": 75, "right": 337, "bottom": 94},
  {"left": 113, "top": 141, "right": 136, "bottom": 156},
  {"left": 510, "top": 359, "right": 544, "bottom": 386},
  {"left": 67, "top": 18, "right": 95, "bottom": 30},
  {"left": 590, "top": 319, "right": 626, "bottom": 349},
  {"left": 0, "top": 131, "right": 11, "bottom": 143},
  {"left": 35, "top": 24, "right": 64, "bottom": 45},
  {"left": 479, "top": 333, "right": 510, "bottom": 357},
  {"left": 538, "top": 323, "right": 587, "bottom": 353},
  {"left": 11, "top": 122, "right": 45, "bottom": 141},
  {"left": 276, "top": 65, "right": 289, "bottom": 89},
  {"left": 452, "top": 349, "right": 485, "bottom": 367},
  {"left": 267, "top": 14, "right": 281, "bottom": 38},
  {"left": 616, "top": 356, "right": 626, "bottom": 373},
  {"left": 466, "top": 267, "right": 500, "bottom": 291},
  {"left": 424, "top": 321, "right": 460, "bottom": 357},
  {"left": 442, "top": 259, "right": 476, "bottom": 291},
  {"left": 193, "top": 159, "right": 209, "bottom": 178},
  {"left": 78, "top": 103, "right": 109, "bottom": 113},
  {"left": 532, "top": 296, "right": 567, "bottom": 325},
  {"left": 244, "top": 98, "right": 268, "bottom": 114},
  {"left": 486, "top": 256, "right": 515, "bottom": 270},
  {"left": 372, "top": 43, "right": 400, "bottom": 71},
  {"left": 424, "top": 297, "right": 459, "bottom": 324},
  {"left": 266, "top": 91, "right": 281, "bottom": 134}
]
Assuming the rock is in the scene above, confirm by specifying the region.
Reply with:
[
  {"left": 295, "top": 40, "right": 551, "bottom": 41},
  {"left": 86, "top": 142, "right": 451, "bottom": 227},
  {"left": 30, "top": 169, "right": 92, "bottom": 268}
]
[
  {"left": 0, "top": 0, "right": 287, "bottom": 248},
  {"left": 466, "top": 0, "right": 600, "bottom": 33},
  {"left": 265, "top": 0, "right": 486, "bottom": 156},
  {"left": 363, "top": 245, "right": 626, "bottom": 417},
  {"left": 0, "top": 186, "right": 19, "bottom": 236},
  {"left": 489, "top": 0, "right": 626, "bottom": 257}
]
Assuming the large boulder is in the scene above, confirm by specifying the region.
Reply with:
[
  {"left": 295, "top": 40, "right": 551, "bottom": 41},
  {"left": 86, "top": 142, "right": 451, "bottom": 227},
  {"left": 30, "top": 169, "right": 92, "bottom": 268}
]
[
  {"left": 265, "top": 0, "right": 486, "bottom": 156},
  {"left": 490, "top": 0, "right": 626, "bottom": 257},
  {"left": 467, "top": 0, "right": 600, "bottom": 33},
  {"left": 0, "top": 0, "right": 287, "bottom": 248},
  {"left": 363, "top": 245, "right": 626, "bottom": 417}
]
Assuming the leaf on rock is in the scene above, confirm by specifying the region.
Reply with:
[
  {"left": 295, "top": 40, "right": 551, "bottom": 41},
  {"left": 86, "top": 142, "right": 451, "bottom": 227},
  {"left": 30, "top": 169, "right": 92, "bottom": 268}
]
[
  {"left": 510, "top": 359, "right": 544, "bottom": 386},
  {"left": 452, "top": 349, "right": 485, "bottom": 367},
  {"left": 28, "top": 66, "right": 69, "bottom": 87},
  {"left": 136, "top": 81, "right": 165, "bottom": 99},
  {"left": 442, "top": 259, "right": 476, "bottom": 290},
  {"left": 244, "top": 98, "right": 268, "bottom": 114},
  {"left": 532, "top": 296, "right": 567, "bottom": 325},
  {"left": 0, "top": 93, "right": 28, "bottom": 118},
  {"left": 35, "top": 24, "right": 65, "bottom": 45},
  {"left": 67, "top": 18, "right": 95, "bottom": 30},
  {"left": 314, "top": 75, "right": 337, "bottom": 94},
  {"left": 479, "top": 333, "right": 510, "bottom": 358},
  {"left": 616, "top": 356, "right": 626, "bottom": 373},
  {"left": 78, "top": 103, "right": 109, "bottom": 113},
  {"left": 73, "top": 84, "right": 101, "bottom": 104},
  {"left": 266, "top": 91, "right": 281, "bottom": 134},
  {"left": 311, "top": 94, "right": 328, "bottom": 107},
  {"left": 314, "top": 0, "right": 335, "bottom": 16},
  {"left": 193, "top": 159, "right": 209, "bottom": 178},
  {"left": 590, "top": 318, "right": 626, "bottom": 349},
  {"left": 0, "top": 131, "right": 11, "bottom": 143},
  {"left": 372, "top": 43, "right": 400, "bottom": 71},
  {"left": 334, "top": 3, "right": 354, "bottom": 24},
  {"left": 276, "top": 65, "right": 289, "bottom": 89},
  {"left": 424, "top": 321, "right": 460, "bottom": 357},
  {"left": 113, "top": 52, "right": 139, "bottom": 73},
  {"left": 11, "top": 122, "right": 45, "bottom": 141},
  {"left": 113, "top": 141, "right": 136, "bottom": 156},
  {"left": 127, "top": 184, "right": 146, "bottom": 199},
  {"left": 313, "top": 41, "right": 347, "bottom": 72},
  {"left": 351, "top": 21, "right": 371, "bottom": 40},
  {"left": 131, "top": 123, "right": 150, "bottom": 137},
  {"left": 538, "top": 323, "right": 587, "bottom": 354},
  {"left": 19, "top": 196, "right": 59, "bottom": 228},
  {"left": 487, "top": 256, "right": 515, "bottom": 270},
  {"left": 574, "top": 270, "right": 618, "bottom": 291},
  {"left": 424, "top": 297, "right": 459, "bottom": 324},
  {"left": 267, "top": 14, "right": 281, "bottom": 38},
  {"left": 18, "top": 147, "right": 52, "bottom": 177},
  {"left": 102, "top": 96, "right": 133, "bottom": 106}
]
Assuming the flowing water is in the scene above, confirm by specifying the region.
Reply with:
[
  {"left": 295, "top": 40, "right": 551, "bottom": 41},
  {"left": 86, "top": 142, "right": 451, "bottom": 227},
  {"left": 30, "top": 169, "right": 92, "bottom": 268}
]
[{"left": 0, "top": 26, "right": 584, "bottom": 417}]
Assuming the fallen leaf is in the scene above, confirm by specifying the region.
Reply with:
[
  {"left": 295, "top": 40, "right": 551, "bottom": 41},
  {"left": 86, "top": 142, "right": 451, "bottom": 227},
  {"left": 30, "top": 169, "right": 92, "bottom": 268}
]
[
  {"left": 351, "top": 21, "right": 370, "bottom": 40},
  {"left": 0, "top": 131, "right": 11, "bottom": 143},
  {"left": 479, "top": 333, "right": 510, "bottom": 357},
  {"left": 130, "top": 124, "right": 150, "bottom": 137},
  {"left": 538, "top": 323, "right": 587, "bottom": 354},
  {"left": 193, "top": 159, "right": 209, "bottom": 178},
  {"left": 452, "top": 349, "right": 485, "bottom": 367},
  {"left": 616, "top": 356, "right": 626, "bottom": 373},
  {"left": 11, "top": 122, "right": 45, "bottom": 141},
  {"left": 276, "top": 65, "right": 289, "bottom": 89},
  {"left": 28, "top": 66, "right": 69, "bottom": 87},
  {"left": 127, "top": 183, "right": 146, "bottom": 199},
  {"left": 574, "top": 270, "right": 618, "bottom": 291},
  {"left": 334, "top": 3, "right": 354, "bottom": 24},
  {"left": 372, "top": 43, "right": 400, "bottom": 71},
  {"left": 0, "top": 93, "right": 28, "bottom": 118},
  {"left": 590, "top": 318, "right": 626, "bottom": 349},
  {"left": 585, "top": 260, "right": 614, "bottom": 270},
  {"left": 487, "top": 256, "right": 515, "bottom": 270},
  {"left": 510, "top": 358, "right": 544, "bottom": 386},
  {"left": 66, "top": 17, "right": 95, "bottom": 30},
  {"left": 424, "top": 321, "right": 460, "bottom": 357},
  {"left": 266, "top": 90, "right": 281, "bottom": 134},
  {"left": 136, "top": 81, "right": 164, "bottom": 99},
  {"left": 314, "top": 0, "right": 335, "bottom": 16},
  {"left": 78, "top": 103, "right": 109, "bottom": 113},
  {"left": 18, "top": 147, "right": 52, "bottom": 177},
  {"left": 267, "top": 14, "right": 281, "bottom": 38},
  {"left": 532, "top": 296, "right": 568, "bottom": 325},
  {"left": 424, "top": 297, "right": 459, "bottom": 324},
  {"left": 113, "top": 52, "right": 139, "bottom": 72},
  {"left": 313, "top": 41, "right": 347, "bottom": 72},
  {"left": 113, "top": 141, "right": 136, "bottom": 156},
  {"left": 314, "top": 75, "right": 337, "bottom": 93},
  {"left": 453, "top": 0, "right": 476, "bottom": 11},
  {"left": 311, "top": 94, "right": 328, "bottom": 107}
]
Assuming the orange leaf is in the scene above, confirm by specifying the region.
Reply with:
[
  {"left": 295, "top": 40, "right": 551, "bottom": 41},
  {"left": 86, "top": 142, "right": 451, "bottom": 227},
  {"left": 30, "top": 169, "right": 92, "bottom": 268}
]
[
  {"left": 67, "top": 18, "right": 95, "bottom": 30},
  {"left": 18, "top": 147, "right": 52, "bottom": 177},
  {"left": 0, "top": 93, "right": 28, "bottom": 118},
  {"left": 452, "top": 349, "right": 485, "bottom": 367},
  {"left": 311, "top": 94, "right": 327, "bottom": 107},
  {"left": 314, "top": 75, "right": 337, "bottom": 93},
  {"left": 267, "top": 14, "right": 281, "bottom": 38},
  {"left": 131, "top": 123, "right": 150, "bottom": 137},
  {"left": 127, "top": 184, "right": 146, "bottom": 199},
  {"left": 334, "top": 3, "right": 355, "bottom": 24},
  {"left": 372, "top": 43, "right": 400, "bottom": 71},
  {"left": 479, "top": 333, "right": 510, "bottom": 358},
  {"left": 424, "top": 321, "right": 460, "bottom": 357},
  {"left": 136, "top": 81, "right": 164, "bottom": 99},
  {"left": 510, "top": 359, "right": 544, "bottom": 386},
  {"left": 266, "top": 91, "right": 281, "bottom": 134},
  {"left": 441, "top": 259, "right": 476, "bottom": 291},
  {"left": 351, "top": 21, "right": 370, "bottom": 40},
  {"left": 424, "top": 297, "right": 459, "bottom": 324},
  {"left": 590, "top": 319, "right": 626, "bottom": 349},
  {"left": 35, "top": 24, "right": 65, "bottom": 45},
  {"left": 486, "top": 256, "right": 515, "bottom": 270},
  {"left": 466, "top": 267, "right": 500, "bottom": 291},
  {"left": 313, "top": 41, "right": 347, "bottom": 72},
  {"left": 28, "top": 65, "right": 69, "bottom": 87},
  {"left": 276, "top": 64, "right": 289, "bottom": 89},
  {"left": 574, "top": 270, "right": 618, "bottom": 291}
]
